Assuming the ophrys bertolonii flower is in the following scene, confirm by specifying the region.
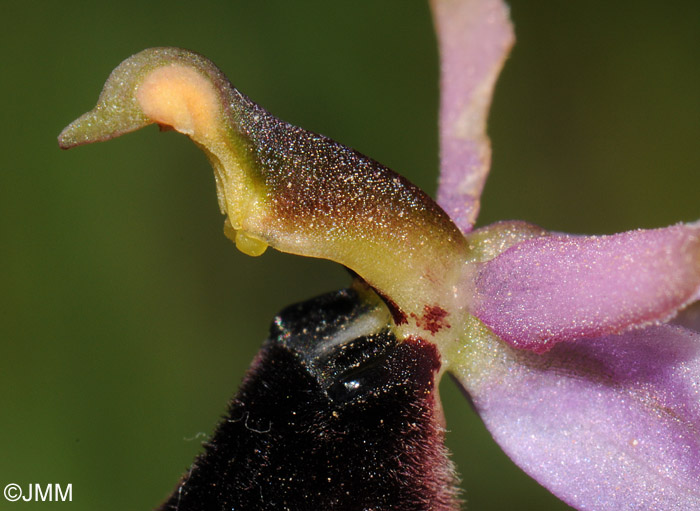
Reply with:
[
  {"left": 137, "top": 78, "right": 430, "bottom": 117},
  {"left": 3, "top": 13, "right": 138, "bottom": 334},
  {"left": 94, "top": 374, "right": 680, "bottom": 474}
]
[{"left": 59, "top": 1, "right": 700, "bottom": 509}]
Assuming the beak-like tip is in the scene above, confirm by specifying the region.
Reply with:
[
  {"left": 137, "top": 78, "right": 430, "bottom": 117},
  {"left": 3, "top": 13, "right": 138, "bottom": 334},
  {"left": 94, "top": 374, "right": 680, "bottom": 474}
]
[
  {"left": 57, "top": 121, "right": 81, "bottom": 150},
  {"left": 57, "top": 107, "right": 151, "bottom": 150}
]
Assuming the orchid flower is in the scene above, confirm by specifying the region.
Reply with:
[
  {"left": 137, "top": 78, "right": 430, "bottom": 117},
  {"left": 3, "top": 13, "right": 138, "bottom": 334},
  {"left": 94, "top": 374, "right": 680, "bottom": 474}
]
[{"left": 58, "top": 0, "right": 700, "bottom": 509}]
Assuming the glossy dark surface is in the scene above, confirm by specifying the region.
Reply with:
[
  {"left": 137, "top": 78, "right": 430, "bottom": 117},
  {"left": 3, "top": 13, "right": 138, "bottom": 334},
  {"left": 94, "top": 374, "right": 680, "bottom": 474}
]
[{"left": 159, "top": 290, "right": 456, "bottom": 510}]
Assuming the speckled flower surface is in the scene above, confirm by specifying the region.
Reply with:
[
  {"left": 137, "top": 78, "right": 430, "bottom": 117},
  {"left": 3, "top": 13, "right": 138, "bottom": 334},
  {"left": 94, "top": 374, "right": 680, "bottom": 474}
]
[{"left": 58, "top": 0, "right": 700, "bottom": 509}]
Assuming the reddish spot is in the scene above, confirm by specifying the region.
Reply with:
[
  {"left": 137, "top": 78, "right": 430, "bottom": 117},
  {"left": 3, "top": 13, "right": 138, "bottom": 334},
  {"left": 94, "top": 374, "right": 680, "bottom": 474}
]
[
  {"left": 410, "top": 305, "right": 450, "bottom": 336},
  {"left": 379, "top": 294, "right": 408, "bottom": 325},
  {"left": 158, "top": 123, "right": 175, "bottom": 132}
]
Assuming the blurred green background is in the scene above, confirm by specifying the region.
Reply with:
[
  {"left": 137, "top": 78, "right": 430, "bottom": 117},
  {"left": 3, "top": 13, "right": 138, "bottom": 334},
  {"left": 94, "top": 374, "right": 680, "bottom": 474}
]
[{"left": 2, "top": 1, "right": 698, "bottom": 509}]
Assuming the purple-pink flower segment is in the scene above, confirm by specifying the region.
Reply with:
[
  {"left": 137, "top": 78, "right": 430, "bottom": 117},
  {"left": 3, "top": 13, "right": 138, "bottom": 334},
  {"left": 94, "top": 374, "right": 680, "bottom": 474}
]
[{"left": 436, "top": 0, "right": 700, "bottom": 509}]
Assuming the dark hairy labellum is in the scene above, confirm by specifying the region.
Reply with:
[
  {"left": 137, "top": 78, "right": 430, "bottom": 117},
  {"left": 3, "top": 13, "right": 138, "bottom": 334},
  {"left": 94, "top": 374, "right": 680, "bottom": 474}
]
[{"left": 159, "top": 289, "right": 459, "bottom": 511}]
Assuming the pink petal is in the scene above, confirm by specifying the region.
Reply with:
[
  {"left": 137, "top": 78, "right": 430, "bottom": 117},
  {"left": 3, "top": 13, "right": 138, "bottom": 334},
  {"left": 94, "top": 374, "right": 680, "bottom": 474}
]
[
  {"left": 456, "top": 325, "right": 700, "bottom": 510},
  {"left": 472, "top": 223, "right": 700, "bottom": 352},
  {"left": 431, "top": 0, "right": 514, "bottom": 232}
]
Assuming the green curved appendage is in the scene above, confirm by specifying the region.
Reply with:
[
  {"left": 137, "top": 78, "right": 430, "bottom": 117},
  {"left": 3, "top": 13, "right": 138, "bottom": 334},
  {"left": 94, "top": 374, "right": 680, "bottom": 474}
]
[{"left": 59, "top": 47, "right": 469, "bottom": 333}]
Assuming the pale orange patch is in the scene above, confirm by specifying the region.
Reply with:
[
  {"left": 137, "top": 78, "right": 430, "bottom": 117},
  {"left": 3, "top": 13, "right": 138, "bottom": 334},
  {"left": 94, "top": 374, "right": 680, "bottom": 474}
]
[{"left": 136, "top": 64, "right": 219, "bottom": 139}]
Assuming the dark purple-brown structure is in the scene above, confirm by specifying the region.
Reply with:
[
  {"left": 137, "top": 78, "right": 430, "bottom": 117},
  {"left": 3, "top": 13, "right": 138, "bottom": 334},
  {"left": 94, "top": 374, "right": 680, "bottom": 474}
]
[{"left": 159, "top": 289, "right": 459, "bottom": 511}]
